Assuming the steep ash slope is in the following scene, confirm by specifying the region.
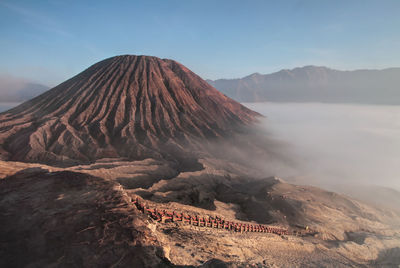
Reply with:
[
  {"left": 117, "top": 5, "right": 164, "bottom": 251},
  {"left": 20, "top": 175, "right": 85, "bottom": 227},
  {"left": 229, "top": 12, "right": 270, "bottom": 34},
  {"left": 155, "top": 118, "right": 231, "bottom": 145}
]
[{"left": 0, "top": 55, "right": 259, "bottom": 166}]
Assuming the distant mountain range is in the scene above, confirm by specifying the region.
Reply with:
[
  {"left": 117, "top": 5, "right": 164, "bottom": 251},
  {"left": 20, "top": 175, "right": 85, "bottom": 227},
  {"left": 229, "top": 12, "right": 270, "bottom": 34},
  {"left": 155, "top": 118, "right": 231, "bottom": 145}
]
[
  {"left": 207, "top": 66, "right": 400, "bottom": 104},
  {"left": 0, "top": 75, "right": 49, "bottom": 102},
  {"left": 3, "top": 66, "right": 399, "bottom": 105}
]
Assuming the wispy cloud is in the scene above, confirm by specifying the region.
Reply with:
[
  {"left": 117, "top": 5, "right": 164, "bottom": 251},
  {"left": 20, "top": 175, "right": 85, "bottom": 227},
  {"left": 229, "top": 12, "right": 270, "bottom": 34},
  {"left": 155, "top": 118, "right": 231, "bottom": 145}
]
[
  {"left": 1, "top": 1, "right": 73, "bottom": 38},
  {"left": 0, "top": 1, "right": 106, "bottom": 77}
]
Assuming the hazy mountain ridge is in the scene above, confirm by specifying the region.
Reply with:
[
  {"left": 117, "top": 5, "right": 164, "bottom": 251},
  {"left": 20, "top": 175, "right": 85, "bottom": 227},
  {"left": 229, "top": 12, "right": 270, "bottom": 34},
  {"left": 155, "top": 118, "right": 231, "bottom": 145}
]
[
  {"left": 0, "top": 75, "right": 49, "bottom": 102},
  {"left": 207, "top": 66, "right": 400, "bottom": 104}
]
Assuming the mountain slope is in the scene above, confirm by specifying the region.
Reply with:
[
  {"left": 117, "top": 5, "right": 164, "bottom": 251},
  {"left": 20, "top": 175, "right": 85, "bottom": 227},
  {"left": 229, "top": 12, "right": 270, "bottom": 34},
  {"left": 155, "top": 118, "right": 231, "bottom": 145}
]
[
  {"left": 1, "top": 164, "right": 399, "bottom": 267},
  {"left": 207, "top": 66, "right": 400, "bottom": 104},
  {"left": 0, "top": 169, "right": 173, "bottom": 267},
  {"left": 0, "top": 55, "right": 259, "bottom": 166}
]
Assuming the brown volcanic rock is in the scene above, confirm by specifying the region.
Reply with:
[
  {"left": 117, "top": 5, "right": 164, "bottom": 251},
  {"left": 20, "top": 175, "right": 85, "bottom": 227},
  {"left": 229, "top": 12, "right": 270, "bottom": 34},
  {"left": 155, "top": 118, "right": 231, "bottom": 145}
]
[
  {"left": 0, "top": 55, "right": 259, "bottom": 165},
  {"left": 0, "top": 169, "right": 172, "bottom": 267}
]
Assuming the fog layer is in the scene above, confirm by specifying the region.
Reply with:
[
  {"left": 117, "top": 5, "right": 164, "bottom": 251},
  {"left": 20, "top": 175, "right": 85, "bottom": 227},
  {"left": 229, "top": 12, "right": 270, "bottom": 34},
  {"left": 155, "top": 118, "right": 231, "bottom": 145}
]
[{"left": 244, "top": 102, "right": 400, "bottom": 191}]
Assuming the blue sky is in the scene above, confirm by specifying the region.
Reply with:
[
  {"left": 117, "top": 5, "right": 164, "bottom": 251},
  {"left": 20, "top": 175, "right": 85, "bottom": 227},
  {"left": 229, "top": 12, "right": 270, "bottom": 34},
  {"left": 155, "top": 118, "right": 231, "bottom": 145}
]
[{"left": 1, "top": 0, "right": 399, "bottom": 86}]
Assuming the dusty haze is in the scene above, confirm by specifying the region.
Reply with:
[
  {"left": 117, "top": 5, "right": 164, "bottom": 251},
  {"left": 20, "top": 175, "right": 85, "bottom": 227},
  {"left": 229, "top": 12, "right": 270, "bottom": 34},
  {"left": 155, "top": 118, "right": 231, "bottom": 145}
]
[
  {"left": 243, "top": 102, "right": 400, "bottom": 192},
  {"left": 0, "top": 74, "right": 48, "bottom": 102}
]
